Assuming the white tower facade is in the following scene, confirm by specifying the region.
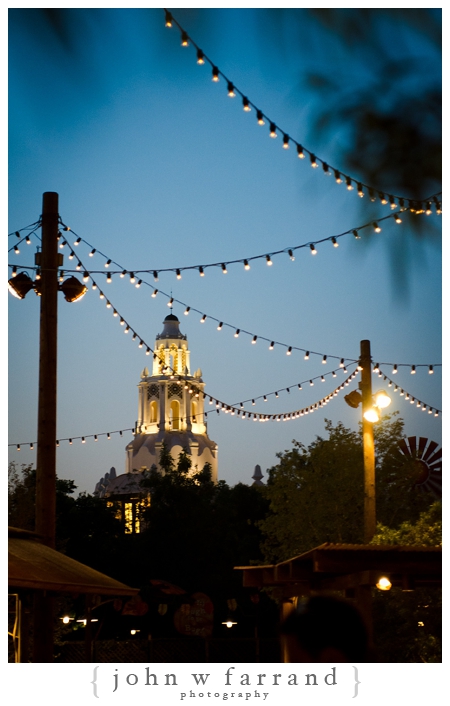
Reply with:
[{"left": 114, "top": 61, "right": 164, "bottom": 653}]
[{"left": 125, "top": 314, "right": 218, "bottom": 481}]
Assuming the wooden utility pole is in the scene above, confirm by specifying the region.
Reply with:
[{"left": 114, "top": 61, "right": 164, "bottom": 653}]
[
  {"left": 33, "top": 191, "right": 59, "bottom": 662},
  {"left": 359, "top": 339, "right": 376, "bottom": 543}
]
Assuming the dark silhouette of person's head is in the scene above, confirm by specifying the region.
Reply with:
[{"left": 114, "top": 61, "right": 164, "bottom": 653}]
[{"left": 281, "top": 595, "right": 369, "bottom": 662}]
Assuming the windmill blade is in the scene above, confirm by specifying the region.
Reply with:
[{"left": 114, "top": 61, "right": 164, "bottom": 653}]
[
  {"left": 407, "top": 436, "right": 417, "bottom": 455},
  {"left": 427, "top": 448, "right": 442, "bottom": 465},
  {"left": 418, "top": 437, "right": 428, "bottom": 456},
  {"left": 398, "top": 439, "right": 409, "bottom": 456},
  {"left": 423, "top": 474, "right": 442, "bottom": 498},
  {"left": 423, "top": 440, "right": 439, "bottom": 462}
]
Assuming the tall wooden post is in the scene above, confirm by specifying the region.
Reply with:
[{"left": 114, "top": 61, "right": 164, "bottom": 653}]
[
  {"left": 33, "top": 191, "right": 59, "bottom": 662},
  {"left": 359, "top": 339, "right": 376, "bottom": 543}
]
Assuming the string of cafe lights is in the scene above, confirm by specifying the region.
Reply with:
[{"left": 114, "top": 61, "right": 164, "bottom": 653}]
[
  {"left": 8, "top": 229, "right": 442, "bottom": 372},
  {"left": 8, "top": 223, "right": 41, "bottom": 255},
  {"left": 375, "top": 367, "right": 441, "bottom": 417},
  {"left": 163, "top": 8, "right": 442, "bottom": 215},
  {"left": 10, "top": 368, "right": 361, "bottom": 450},
  {"left": 45, "top": 208, "right": 430, "bottom": 279}
]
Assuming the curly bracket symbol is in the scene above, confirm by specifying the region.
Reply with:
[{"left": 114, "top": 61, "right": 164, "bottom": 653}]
[
  {"left": 352, "top": 666, "right": 361, "bottom": 698},
  {"left": 91, "top": 666, "right": 100, "bottom": 698}
]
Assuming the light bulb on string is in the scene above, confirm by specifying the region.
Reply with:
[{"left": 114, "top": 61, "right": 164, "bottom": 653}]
[
  {"left": 176, "top": 269, "right": 182, "bottom": 279},
  {"left": 288, "top": 249, "right": 295, "bottom": 260},
  {"left": 217, "top": 322, "right": 223, "bottom": 331},
  {"left": 181, "top": 31, "right": 189, "bottom": 46},
  {"left": 257, "top": 110, "right": 265, "bottom": 125},
  {"left": 379, "top": 192, "right": 388, "bottom": 205},
  {"left": 196, "top": 49, "right": 205, "bottom": 64},
  {"left": 373, "top": 222, "right": 381, "bottom": 233},
  {"left": 322, "top": 162, "right": 330, "bottom": 175},
  {"left": 269, "top": 342, "right": 274, "bottom": 350},
  {"left": 68, "top": 251, "right": 75, "bottom": 259},
  {"left": 429, "top": 365, "right": 434, "bottom": 374},
  {"left": 266, "top": 255, "right": 272, "bottom": 266},
  {"left": 184, "top": 306, "right": 190, "bottom": 315},
  {"left": 242, "top": 96, "right": 251, "bottom": 112},
  {"left": 394, "top": 213, "right": 402, "bottom": 224},
  {"left": 287, "top": 347, "right": 292, "bottom": 355},
  {"left": 120, "top": 270, "right": 126, "bottom": 278},
  {"left": 244, "top": 260, "right": 250, "bottom": 270},
  {"left": 334, "top": 170, "right": 342, "bottom": 184},
  {"left": 83, "top": 272, "right": 89, "bottom": 282},
  {"left": 151, "top": 289, "right": 158, "bottom": 297},
  {"left": 310, "top": 244, "right": 317, "bottom": 254},
  {"left": 310, "top": 154, "right": 318, "bottom": 168},
  {"left": 269, "top": 123, "right": 277, "bottom": 138},
  {"left": 164, "top": 9, "right": 173, "bottom": 26},
  {"left": 26, "top": 235, "right": 31, "bottom": 244},
  {"left": 411, "top": 365, "right": 416, "bottom": 374},
  {"left": 283, "top": 134, "right": 290, "bottom": 149},
  {"left": 89, "top": 249, "right": 96, "bottom": 257},
  {"left": 331, "top": 237, "right": 338, "bottom": 247},
  {"left": 252, "top": 336, "right": 257, "bottom": 344},
  {"left": 106, "top": 272, "right": 112, "bottom": 283},
  {"left": 227, "top": 82, "right": 235, "bottom": 96},
  {"left": 201, "top": 314, "right": 207, "bottom": 323},
  {"left": 357, "top": 183, "right": 364, "bottom": 198},
  {"left": 389, "top": 195, "right": 397, "bottom": 210},
  {"left": 352, "top": 230, "right": 361, "bottom": 239},
  {"left": 297, "top": 145, "right": 305, "bottom": 159},
  {"left": 304, "top": 351, "right": 310, "bottom": 360},
  {"left": 74, "top": 237, "right": 81, "bottom": 246},
  {"left": 129, "top": 272, "right": 135, "bottom": 284},
  {"left": 153, "top": 271, "right": 158, "bottom": 281},
  {"left": 298, "top": 384, "right": 302, "bottom": 390},
  {"left": 234, "top": 329, "right": 240, "bottom": 337},
  {"left": 346, "top": 176, "right": 353, "bottom": 190},
  {"left": 14, "top": 245, "right": 19, "bottom": 254},
  {"left": 199, "top": 266, "right": 204, "bottom": 277},
  {"left": 105, "top": 259, "right": 111, "bottom": 267},
  {"left": 322, "top": 355, "right": 327, "bottom": 364},
  {"left": 136, "top": 280, "right": 142, "bottom": 288},
  {"left": 212, "top": 66, "right": 219, "bottom": 82},
  {"left": 221, "top": 263, "right": 227, "bottom": 273}
]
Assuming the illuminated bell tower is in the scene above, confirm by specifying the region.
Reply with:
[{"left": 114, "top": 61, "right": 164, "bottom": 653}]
[{"left": 126, "top": 314, "right": 218, "bottom": 481}]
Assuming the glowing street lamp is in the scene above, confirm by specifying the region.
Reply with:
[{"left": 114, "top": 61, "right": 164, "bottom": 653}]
[{"left": 344, "top": 341, "right": 391, "bottom": 542}]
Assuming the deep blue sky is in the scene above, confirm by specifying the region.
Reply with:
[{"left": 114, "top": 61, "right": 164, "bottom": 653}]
[{"left": 8, "top": 7, "right": 442, "bottom": 494}]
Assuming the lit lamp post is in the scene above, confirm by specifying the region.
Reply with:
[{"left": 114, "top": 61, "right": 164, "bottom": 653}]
[
  {"left": 8, "top": 192, "right": 87, "bottom": 662},
  {"left": 344, "top": 340, "right": 391, "bottom": 543}
]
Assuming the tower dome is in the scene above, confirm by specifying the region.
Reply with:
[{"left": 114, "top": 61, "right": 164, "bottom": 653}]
[{"left": 124, "top": 315, "right": 218, "bottom": 481}]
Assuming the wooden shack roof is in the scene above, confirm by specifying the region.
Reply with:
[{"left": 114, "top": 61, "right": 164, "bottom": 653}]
[
  {"left": 235, "top": 542, "right": 441, "bottom": 594},
  {"left": 8, "top": 527, "right": 138, "bottom": 596}
]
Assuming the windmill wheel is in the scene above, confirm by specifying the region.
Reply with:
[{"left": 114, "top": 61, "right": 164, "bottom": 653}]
[{"left": 397, "top": 436, "right": 442, "bottom": 497}]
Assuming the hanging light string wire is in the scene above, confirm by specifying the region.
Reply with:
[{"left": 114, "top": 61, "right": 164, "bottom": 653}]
[
  {"left": 46, "top": 209, "right": 430, "bottom": 278},
  {"left": 9, "top": 368, "right": 362, "bottom": 449},
  {"left": 8, "top": 221, "right": 41, "bottom": 240},
  {"left": 9, "top": 229, "right": 442, "bottom": 371},
  {"left": 375, "top": 367, "right": 441, "bottom": 416},
  {"left": 163, "top": 9, "right": 442, "bottom": 214},
  {"left": 9, "top": 234, "right": 442, "bottom": 371}
]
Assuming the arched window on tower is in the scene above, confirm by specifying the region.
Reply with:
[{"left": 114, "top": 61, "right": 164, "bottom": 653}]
[
  {"left": 170, "top": 399, "right": 180, "bottom": 430},
  {"left": 191, "top": 400, "right": 198, "bottom": 422},
  {"left": 149, "top": 400, "right": 158, "bottom": 424}
]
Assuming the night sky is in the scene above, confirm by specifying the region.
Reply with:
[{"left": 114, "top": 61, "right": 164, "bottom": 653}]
[{"left": 8, "top": 7, "right": 442, "bottom": 495}]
